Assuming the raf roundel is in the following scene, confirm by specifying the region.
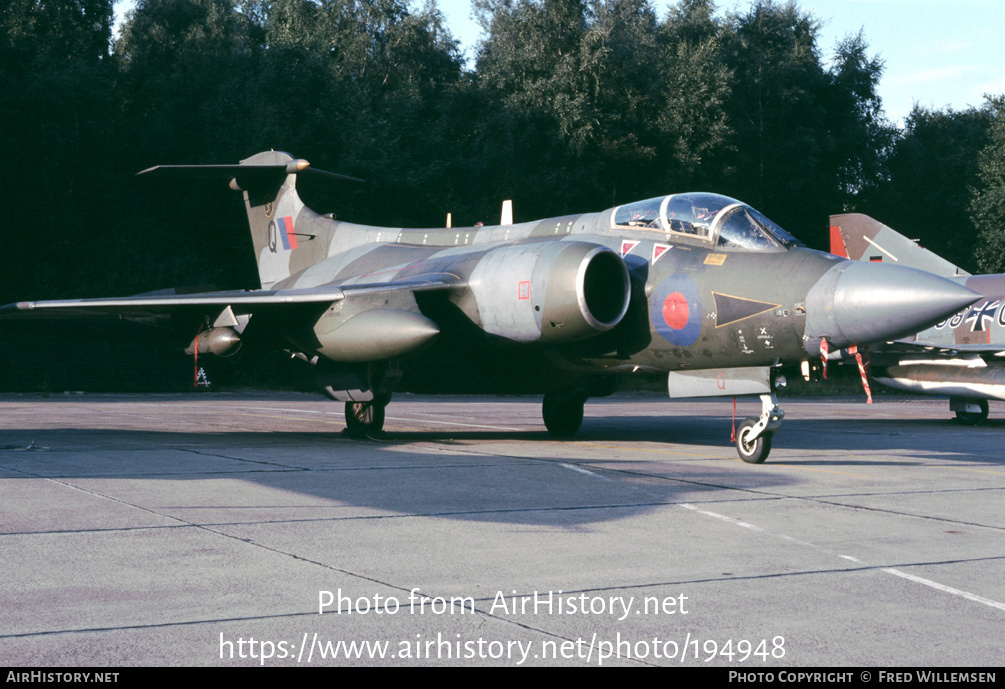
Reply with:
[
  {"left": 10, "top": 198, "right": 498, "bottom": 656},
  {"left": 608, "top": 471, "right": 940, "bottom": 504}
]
[{"left": 651, "top": 275, "right": 702, "bottom": 346}]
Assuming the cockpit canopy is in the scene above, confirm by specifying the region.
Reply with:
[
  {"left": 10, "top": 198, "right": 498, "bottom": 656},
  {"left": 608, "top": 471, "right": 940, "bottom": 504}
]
[{"left": 611, "top": 193, "right": 801, "bottom": 250}]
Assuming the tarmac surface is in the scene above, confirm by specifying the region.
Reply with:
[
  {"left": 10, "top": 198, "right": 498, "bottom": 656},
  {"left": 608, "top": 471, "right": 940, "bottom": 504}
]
[{"left": 1, "top": 391, "right": 1003, "bottom": 667}]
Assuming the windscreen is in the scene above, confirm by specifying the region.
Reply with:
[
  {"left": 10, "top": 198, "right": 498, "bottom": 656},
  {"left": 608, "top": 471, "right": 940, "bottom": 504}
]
[{"left": 715, "top": 205, "right": 800, "bottom": 249}]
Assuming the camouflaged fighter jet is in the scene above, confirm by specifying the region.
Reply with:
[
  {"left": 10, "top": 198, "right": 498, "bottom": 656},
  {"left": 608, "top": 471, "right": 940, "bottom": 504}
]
[
  {"left": 831, "top": 213, "right": 1005, "bottom": 424},
  {"left": 0, "top": 152, "right": 980, "bottom": 462}
]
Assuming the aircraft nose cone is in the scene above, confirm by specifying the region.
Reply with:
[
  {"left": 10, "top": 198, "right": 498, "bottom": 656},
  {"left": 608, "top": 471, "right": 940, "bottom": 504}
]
[{"left": 804, "top": 261, "right": 978, "bottom": 354}]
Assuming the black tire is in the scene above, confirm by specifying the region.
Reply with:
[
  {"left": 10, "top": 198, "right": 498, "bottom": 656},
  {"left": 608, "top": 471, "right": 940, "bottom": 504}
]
[
  {"left": 736, "top": 417, "right": 772, "bottom": 464},
  {"left": 344, "top": 400, "right": 386, "bottom": 437},
  {"left": 542, "top": 392, "right": 585, "bottom": 437},
  {"left": 955, "top": 399, "right": 989, "bottom": 425}
]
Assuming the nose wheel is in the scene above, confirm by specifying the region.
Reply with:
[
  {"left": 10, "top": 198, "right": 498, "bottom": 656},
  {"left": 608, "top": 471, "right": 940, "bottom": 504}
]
[
  {"left": 735, "top": 393, "right": 784, "bottom": 463},
  {"left": 736, "top": 418, "right": 773, "bottom": 463},
  {"left": 344, "top": 399, "right": 387, "bottom": 438}
]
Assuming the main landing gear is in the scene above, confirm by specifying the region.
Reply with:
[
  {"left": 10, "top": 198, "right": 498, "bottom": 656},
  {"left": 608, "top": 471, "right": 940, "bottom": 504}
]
[
  {"left": 951, "top": 397, "right": 989, "bottom": 425},
  {"left": 542, "top": 390, "right": 588, "bottom": 437},
  {"left": 343, "top": 396, "right": 389, "bottom": 438},
  {"left": 735, "top": 393, "right": 784, "bottom": 464}
]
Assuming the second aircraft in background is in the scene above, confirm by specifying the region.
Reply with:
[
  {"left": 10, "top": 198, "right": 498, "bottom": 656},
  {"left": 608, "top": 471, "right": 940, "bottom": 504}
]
[{"left": 831, "top": 213, "right": 1004, "bottom": 423}]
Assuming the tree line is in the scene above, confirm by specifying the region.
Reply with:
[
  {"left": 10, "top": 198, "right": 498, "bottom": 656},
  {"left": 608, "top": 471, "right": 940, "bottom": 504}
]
[{"left": 2, "top": 0, "right": 1004, "bottom": 307}]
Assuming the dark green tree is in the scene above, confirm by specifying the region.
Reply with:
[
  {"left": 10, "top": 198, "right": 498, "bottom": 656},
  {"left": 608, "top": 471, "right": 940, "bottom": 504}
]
[
  {"left": 654, "top": 0, "right": 731, "bottom": 191},
  {"left": 471, "top": 0, "right": 592, "bottom": 216},
  {"left": 111, "top": 0, "right": 463, "bottom": 286},
  {"left": 857, "top": 104, "right": 993, "bottom": 272},
  {"left": 971, "top": 95, "right": 1005, "bottom": 273},
  {"left": 471, "top": 0, "right": 733, "bottom": 217},
  {"left": 716, "top": 0, "right": 826, "bottom": 214},
  {"left": 245, "top": 0, "right": 465, "bottom": 227},
  {"left": 0, "top": 0, "right": 118, "bottom": 302},
  {"left": 826, "top": 30, "right": 896, "bottom": 202},
  {"left": 110, "top": 0, "right": 263, "bottom": 293},
  {"left": 115, "top": 0, "right": 262, "bottom": 162},
  {"left": 711, "top": 0, "right": 890, "bottom": 244}
]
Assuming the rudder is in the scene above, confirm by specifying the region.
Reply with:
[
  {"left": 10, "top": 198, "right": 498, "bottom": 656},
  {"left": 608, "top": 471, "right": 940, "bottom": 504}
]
[{"left": 237, "top": 151, "right": 308, "bottom": 289}]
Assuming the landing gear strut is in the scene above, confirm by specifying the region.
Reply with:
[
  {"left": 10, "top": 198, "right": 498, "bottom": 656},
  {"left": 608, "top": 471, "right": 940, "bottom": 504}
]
[
  {"left": 344, "top": 397, "right": 388, "bottom": 438},
  {"left": 735, "top": 393, "right": 784, "bottom": 463},
  {"left": 542, "top": 391, "right": 587, "bottom": 437}
]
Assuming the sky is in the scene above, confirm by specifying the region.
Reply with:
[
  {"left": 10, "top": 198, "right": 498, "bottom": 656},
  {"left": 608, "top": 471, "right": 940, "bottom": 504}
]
[
  {"left": 433, "top": 0, "right": 1005, "bottom": 126},
  {"left": 113, "top": 0, "right": 1005, "bottom": 125}
]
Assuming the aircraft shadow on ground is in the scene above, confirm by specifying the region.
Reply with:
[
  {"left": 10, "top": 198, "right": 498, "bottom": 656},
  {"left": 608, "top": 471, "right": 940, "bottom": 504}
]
[
  {"left": 0, "top": 429, "right": 793, "bottom": 528},
  {"left": 0, "top": 413, "right": 1000, "bottom": 528}
]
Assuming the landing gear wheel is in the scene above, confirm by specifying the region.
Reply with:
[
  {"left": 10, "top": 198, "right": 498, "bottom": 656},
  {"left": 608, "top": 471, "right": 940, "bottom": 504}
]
[
  {"left": 955, "top": 399, "right": 989, "bottom": 425},
  {"left": 542, "top": 392, "right": 586, "bottom": 437},
  {"left": 344, "top": 400, "right": 386, "bottom": 438},
  {"left": 736, "top": 417, "right": 772, "bottom": 464}
]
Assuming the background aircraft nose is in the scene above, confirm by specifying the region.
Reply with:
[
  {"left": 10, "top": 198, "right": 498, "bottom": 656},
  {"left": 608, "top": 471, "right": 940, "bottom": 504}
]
[{"left": 804, "top": 260, "right": 978, "bottom": 354}]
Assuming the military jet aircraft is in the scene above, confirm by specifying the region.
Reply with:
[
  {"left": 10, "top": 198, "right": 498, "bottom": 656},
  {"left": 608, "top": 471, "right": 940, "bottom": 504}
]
[
  {"left": 0, "top": 152, "right": 979, "bottom": 462},
  {"left": 831, "top": 213, "right": 1004, "bottom": 424}
]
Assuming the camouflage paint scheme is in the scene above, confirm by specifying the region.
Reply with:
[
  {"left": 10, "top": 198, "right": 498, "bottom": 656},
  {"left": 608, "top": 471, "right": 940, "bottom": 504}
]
[
  {"left": 831, "top": 213, "right": 1005, "bottom": 422},
  {"left": 0, "top": 153, "right": 978, "bottom": 462}
]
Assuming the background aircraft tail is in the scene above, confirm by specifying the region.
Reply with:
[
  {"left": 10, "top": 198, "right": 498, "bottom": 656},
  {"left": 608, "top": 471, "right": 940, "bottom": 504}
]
[{"left": 830, "top": 213, "right": 969, "bottom": 278}]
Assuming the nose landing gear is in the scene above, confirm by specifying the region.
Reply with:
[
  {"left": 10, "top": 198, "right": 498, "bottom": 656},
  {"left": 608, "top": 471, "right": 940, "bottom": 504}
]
[
  {"left": 735, "top": 393, "right": 784, "bottom": 463},
  {"left": 344, "top": 395, "right": 390, "bottom": 438}
]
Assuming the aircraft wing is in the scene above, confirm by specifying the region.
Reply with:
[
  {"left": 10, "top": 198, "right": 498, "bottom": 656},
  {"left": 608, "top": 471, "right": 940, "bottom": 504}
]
[{"left": 0, "top": 278, "right": 461, "bottom": 319}]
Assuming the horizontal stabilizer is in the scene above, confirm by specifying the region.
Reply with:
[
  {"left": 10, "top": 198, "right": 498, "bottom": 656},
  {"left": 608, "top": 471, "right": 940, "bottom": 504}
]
[{"left": 138, "top": 160, "right": 362, "bottom": 188}]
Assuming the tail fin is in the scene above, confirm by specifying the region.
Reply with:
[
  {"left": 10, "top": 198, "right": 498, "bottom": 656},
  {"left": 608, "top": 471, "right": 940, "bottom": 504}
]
[
  {"left": 237, "top": 151, "right": 309, "bottom": 289},
  {"left": 829, "top": 213, "right": 970, "bottom": 278},
  {"left": 139, "top": 151, "right": 357, "bottom": 289}
]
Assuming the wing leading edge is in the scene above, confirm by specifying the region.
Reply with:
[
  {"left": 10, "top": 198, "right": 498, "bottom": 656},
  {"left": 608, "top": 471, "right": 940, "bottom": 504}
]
[{"left": 0, "top": 278, "right": 461, "bottom": 319}]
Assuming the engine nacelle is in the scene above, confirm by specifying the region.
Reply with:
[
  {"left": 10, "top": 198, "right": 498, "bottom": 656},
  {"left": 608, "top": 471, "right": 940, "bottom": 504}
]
[{"left": 461, "top": 241, "right": 631, "bottom": 343}]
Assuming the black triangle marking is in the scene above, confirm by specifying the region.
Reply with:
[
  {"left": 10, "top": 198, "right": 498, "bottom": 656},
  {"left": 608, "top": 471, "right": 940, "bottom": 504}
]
[{"left": 713, "top": 292, "right": 780, "bottom": 328}]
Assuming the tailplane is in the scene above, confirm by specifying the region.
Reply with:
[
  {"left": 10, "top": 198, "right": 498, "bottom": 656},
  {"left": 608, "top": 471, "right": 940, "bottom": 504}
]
[{"left": 139, "top": 151, "right": 358, "bottom": 289}]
